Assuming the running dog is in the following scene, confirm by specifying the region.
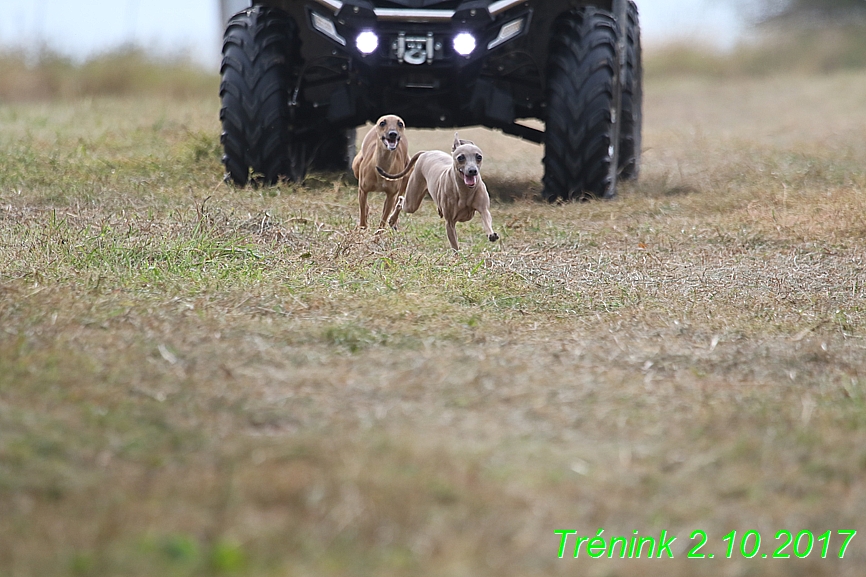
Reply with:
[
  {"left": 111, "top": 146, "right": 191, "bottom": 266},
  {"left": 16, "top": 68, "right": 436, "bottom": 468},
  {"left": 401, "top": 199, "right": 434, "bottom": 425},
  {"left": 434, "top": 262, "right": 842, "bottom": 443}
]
[
  {"left": 351, "top": 115, "right": 410, "bottom": 230},
  {"left": 378, "top": 134, "right": 499, "bottom": 251}
]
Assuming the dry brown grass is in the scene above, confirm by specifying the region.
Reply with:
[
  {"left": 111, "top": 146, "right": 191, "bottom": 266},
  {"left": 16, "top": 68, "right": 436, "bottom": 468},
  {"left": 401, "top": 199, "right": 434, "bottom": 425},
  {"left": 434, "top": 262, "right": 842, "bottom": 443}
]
[
  {"left": 2, "top": 68, "right": 866, "bottom": 577},
  {"left": 0, "top": 48, "right": 216, "bottom": 102},
  {"left": 646, "top": 24, "right": 866, "bottom": 78}
]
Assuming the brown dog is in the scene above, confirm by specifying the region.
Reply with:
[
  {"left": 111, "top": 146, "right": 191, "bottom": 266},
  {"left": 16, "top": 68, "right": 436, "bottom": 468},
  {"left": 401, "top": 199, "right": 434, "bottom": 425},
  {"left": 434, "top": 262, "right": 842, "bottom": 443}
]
[
  {"left": 351, "top": 115, "right": 410, "bottom": 230},
  {"left": 378, "top": 134, "right": 499, "bottom": 251}
]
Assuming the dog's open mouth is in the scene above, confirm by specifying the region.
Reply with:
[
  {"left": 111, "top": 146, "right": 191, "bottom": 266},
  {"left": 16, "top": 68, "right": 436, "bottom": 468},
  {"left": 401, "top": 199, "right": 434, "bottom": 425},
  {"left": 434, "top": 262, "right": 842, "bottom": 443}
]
[
  {"left": 459, "top": 169, "right": 478, "bottom": 188},
  {"left": 382, "top": 135, "right": 400, "bottom": 151}
]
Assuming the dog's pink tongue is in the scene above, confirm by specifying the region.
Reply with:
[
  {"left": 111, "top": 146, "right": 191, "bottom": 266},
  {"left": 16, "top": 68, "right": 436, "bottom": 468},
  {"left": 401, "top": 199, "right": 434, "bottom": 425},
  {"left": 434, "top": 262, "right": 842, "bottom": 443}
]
[{"left": 463, "top": 174, "right": 477, "bottom": 187}]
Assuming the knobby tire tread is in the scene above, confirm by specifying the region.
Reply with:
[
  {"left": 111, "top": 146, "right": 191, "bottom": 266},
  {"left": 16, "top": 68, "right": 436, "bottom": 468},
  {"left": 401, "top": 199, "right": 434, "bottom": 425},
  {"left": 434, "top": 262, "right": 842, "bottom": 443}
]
[
  {"left": 618, "top": 0, "right": 643, "bottom": 181},
  {"left": 219, "top": 6, "right": 297, "bottom": 186},
  {"left": 543, "top": 8, "right": 619, "bottom": 201}
]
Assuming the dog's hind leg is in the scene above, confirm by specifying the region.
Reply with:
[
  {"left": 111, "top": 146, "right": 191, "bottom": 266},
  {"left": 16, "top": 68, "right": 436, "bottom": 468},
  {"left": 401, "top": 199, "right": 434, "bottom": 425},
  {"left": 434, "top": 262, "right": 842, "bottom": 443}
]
[
  {"left": 387, "top": 196, "right": 402, "bottom": 228},
  {"left": 401, "top": 171, "right": 428, "bottom": 214},
  {"left": 387, "top": 171, "right": 410, "bottom": 227},
  {"left": 387, "top": 196, "right": 403, "bottom": 226},
  {"left": 380, "top": 192, "right": 399, "bottom": 230}
]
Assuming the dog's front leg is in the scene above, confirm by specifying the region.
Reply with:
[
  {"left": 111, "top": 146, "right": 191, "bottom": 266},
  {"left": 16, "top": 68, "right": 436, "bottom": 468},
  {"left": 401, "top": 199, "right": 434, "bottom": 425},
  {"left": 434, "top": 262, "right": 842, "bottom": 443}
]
[
  {"left": 445, "top": 220, "right": 459, "bottom": 251},
  {"left": 478, "top": 206, "right": 499, "bottom": 243}
]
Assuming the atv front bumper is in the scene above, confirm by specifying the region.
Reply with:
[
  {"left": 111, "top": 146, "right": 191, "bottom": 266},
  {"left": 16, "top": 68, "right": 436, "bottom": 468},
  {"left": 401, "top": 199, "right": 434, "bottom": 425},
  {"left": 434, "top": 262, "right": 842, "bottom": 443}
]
[{"left": 293, "top": 0, "right": 541, "bottom": 137}]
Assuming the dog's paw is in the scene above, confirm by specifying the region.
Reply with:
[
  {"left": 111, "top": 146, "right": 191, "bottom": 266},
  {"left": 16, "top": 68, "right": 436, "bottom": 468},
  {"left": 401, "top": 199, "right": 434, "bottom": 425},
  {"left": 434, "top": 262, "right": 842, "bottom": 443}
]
[{"left": 488, "top": 232, "right": 499, "bottom": 242}]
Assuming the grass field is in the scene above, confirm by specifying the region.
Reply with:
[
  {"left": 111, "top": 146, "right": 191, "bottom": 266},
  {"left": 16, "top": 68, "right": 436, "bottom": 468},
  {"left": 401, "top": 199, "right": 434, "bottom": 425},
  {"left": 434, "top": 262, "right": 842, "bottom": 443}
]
[{"left": 2, "top": 67, "right": 866, "bottom": 577}]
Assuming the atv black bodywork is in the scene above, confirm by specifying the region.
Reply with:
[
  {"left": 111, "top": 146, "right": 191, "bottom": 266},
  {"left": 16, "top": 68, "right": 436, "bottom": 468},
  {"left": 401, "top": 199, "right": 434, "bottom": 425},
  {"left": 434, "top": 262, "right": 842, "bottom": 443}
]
[{"left": 220, "top": 0, "right": 642, "bottom": 199}]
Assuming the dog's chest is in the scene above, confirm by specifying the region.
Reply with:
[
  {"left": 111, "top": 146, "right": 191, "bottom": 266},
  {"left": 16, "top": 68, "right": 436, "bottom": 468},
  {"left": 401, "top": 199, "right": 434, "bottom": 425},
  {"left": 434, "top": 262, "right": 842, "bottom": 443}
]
[
  {"left": 453, "top": 189, "right": 482, "bottom": 222},
  {"left": 377, "top": 176, "right": 402, "bottom": 194},
  {"left": 453, "top": 200, "right": 477, "bottom": 222},
  {"left": 367, "top": 150, "right": 406, "bottom": 192}
]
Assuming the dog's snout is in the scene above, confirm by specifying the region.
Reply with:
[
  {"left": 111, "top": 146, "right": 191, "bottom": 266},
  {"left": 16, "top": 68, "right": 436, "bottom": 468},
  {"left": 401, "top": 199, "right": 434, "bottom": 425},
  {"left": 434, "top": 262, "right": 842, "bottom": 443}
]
[
  {"left": 466, "top": 167, "right": 478, "bottom": 176},
  {"left": 387, "top": 131, "right": 399, "bottom": 140}
]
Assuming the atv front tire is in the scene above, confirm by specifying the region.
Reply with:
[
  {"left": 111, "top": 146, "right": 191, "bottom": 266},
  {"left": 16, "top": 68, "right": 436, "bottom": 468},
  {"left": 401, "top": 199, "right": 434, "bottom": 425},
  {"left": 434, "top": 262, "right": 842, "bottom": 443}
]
[
  {"left": 618, "top": 1, "right": 643, "bottom": 181},
  {"left": 543, "top": 7, "right": 620, "bottom": 201},
  {"left": 220, "top": 6, "right": 298, "bottom": 186}
]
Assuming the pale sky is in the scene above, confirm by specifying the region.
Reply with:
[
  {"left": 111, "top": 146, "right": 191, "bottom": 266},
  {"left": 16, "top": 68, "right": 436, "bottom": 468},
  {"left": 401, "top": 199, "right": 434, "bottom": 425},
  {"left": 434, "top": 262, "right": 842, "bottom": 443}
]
[{"left": 0, "top": 0, "right": 745, "bottom": 68}]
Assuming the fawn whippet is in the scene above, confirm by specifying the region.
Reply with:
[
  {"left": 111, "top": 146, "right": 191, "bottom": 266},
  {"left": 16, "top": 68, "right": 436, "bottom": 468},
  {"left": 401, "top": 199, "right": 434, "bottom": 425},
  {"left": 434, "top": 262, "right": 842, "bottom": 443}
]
[{"left": 351, "top": 115, "right": 410, "bottom": 230}]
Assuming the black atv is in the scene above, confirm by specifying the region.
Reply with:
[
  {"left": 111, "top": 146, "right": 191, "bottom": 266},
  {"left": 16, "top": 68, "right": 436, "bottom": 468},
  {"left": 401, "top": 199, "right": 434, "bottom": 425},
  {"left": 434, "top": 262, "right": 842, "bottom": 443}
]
[{"left": 220, "top": 0, "right": 642, "bottom": 201}]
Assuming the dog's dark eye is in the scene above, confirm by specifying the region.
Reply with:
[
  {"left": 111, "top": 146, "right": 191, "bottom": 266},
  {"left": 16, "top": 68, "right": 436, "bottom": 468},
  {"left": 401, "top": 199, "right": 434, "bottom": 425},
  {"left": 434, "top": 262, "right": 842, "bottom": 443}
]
[
  {"left": 379, "top": 120, "right": 386, "bottom": 127},
  {"left": 456, "top": 154, "right": 465, "bottom": 162},
  {"left": 476, "top": 154, "right": 482, "bottom": 162},
  {"left": 397, "top": 121, "right": 404, "bottom": 128}
]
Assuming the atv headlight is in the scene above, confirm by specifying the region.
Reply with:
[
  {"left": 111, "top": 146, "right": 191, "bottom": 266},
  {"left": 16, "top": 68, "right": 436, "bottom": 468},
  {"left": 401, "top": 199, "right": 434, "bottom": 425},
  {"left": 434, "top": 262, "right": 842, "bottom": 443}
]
[
  {"left": 356, "top": 30, "right": 379, "bottom": 55},
  {"left": 453, "top": 32, "right": 476, "bottom": 57},
  {"left": 311, "top": 12, "right": 345, "bottom": 46},
  {"left": 487, "top": 17, "right": 524, "bottom": 50}
]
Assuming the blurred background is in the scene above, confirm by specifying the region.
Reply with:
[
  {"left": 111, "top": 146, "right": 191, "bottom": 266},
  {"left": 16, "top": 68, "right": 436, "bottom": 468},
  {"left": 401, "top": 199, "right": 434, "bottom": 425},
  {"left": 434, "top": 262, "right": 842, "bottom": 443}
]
[
  {"left": 1, "top": 0, "right": 865, "bottom": 99},
  {"left": 0, "top": 0, "right": 743, "bottom": 67}
]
